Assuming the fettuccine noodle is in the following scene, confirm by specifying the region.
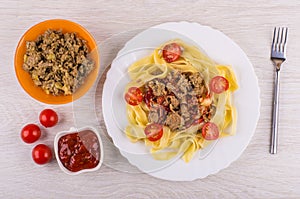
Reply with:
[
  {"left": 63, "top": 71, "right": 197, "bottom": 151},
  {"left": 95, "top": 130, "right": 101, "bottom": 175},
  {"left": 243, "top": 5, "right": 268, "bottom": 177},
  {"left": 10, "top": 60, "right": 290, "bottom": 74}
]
[{"left": 124, "top": 39, "right": 238, "bottom": 162}]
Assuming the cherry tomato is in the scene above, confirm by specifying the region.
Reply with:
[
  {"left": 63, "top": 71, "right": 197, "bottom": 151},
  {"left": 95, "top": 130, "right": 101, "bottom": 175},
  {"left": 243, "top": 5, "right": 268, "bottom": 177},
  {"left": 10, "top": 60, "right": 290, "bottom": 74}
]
[
  {"left": 202, "top": 122, "right": 219, "bottom": 140},
  {"left": 124, "top": 87, "right": 143, "bottom": 106},
  {"left": 209, "top": 76, "right": 229, "bottom": 94},
  {"left": 144, "top": 123, "right": 163, "bottom": 142},
  {"left": 32, "top": 144, "right": 52, "bottom": 165},
  {"left": 162, "top": 43, "right": 182, "bottom": 63},
  {"left": 21, "top": 124, "right": 41, "bottom": 144},
  {"left": 39, "top": 109, "right": 58, "bottom": 128}
]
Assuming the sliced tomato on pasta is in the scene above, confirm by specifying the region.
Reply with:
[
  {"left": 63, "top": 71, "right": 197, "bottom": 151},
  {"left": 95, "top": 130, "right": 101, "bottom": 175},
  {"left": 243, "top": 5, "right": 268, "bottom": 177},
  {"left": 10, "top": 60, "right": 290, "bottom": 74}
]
[
  {"left": 209, "top": 76, "right": 229, "bottom": 94},
  {"left": 124, "top": 87, "right": 143, "bottom": 106},
  {"left": 144, "top": 123, "right": 163, "bottom": 142},
  {"left": 202, "top": 122, "right": 219, "bottom": 140},
  {"left": 162, "top": 43, "right": 182, "bottom": 63}
]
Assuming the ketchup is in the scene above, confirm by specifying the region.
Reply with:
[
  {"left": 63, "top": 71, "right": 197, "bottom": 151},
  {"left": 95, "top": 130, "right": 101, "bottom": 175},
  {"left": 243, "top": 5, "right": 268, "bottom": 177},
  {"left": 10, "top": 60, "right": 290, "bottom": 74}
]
[{"left": 58, "top": 130, "right": 100, "bottom": 172}]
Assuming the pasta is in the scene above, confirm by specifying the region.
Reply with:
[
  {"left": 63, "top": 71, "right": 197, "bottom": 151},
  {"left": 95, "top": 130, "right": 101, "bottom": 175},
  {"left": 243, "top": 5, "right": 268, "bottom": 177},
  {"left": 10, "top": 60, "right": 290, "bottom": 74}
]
[{"left": 124, "top": 39, "right": 238, "bottom": 162}]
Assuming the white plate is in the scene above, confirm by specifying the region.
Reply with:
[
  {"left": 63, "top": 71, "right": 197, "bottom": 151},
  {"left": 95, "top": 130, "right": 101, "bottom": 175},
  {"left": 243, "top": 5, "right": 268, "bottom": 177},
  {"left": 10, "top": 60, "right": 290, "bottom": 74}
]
[{"left": 102, "top": 22, "right": 260, "bottom": 181}]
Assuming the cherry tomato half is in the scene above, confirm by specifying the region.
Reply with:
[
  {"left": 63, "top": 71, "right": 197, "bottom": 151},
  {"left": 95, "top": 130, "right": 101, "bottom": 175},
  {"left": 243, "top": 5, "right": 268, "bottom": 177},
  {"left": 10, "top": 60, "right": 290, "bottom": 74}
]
[
  {"left": 162, "top": 43, "right": 182, "bottom": 63},
  {"left": 124, "top": 87, "right": 143, "bottom": 106},
  {"left": 202, "top": 122, "right": 219, "bottom": 140},
  {"left": 39, "top": 109, "right": 58, "bottom": 128},
  {"left": 209, "top": 76, "right": 229, "bottom": 94},
  {"left": 32, "top": 144, "right": 52, "bottom": 165},
  {"left": 21, "top": 124, "right": 41, "bottom": 144},
  {"left": 144, "top": 123, "right": 163, "bottom": 142}
]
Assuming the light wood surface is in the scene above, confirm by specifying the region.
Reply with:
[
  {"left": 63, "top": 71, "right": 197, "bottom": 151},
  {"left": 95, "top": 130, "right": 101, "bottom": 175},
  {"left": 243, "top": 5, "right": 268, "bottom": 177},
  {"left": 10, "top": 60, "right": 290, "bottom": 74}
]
[{"left": 1, "top": 0, "right": 300, "bottom": 198}]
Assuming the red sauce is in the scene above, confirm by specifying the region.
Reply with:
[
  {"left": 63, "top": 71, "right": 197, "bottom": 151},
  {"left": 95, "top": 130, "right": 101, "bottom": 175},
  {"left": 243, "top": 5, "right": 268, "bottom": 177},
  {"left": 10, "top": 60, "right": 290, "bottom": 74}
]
[{"left": 58, "top": 130, "right": 100, "bottom": 172}]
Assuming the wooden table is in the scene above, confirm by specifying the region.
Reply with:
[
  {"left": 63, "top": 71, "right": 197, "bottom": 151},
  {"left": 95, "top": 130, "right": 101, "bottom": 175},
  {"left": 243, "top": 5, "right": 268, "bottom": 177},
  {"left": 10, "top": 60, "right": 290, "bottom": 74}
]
[{"left": 1, "top": 0, "right": 300, "bottom": 198}]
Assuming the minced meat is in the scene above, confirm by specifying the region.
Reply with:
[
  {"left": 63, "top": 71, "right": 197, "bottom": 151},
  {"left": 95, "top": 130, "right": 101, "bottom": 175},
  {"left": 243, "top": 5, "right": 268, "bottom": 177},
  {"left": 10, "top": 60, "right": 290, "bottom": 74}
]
[
  {"left": 23, "top": 29, "right": 95, "bottom": 96},
  {"left": 145, "top": 70, "right": 215, "bottom": 131}
]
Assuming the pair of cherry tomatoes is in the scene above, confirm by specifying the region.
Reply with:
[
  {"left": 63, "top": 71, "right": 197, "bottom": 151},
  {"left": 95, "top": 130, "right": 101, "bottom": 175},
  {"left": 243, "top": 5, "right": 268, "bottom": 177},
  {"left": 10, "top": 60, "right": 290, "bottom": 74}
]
[
  {"left": 144, "top": 121, "right": 219, "bottom": 141},
  {"left": 142, "top": 118, "right": 220, "bottom": 142},
  {"left": 21, "top": 109, "right": 58, "bottom": 165},
  {"left": 124, "top": 88, "right": 164, "bottom": 142},
  {"left": 21, "top": 109, "right": 58, "bottom": 143}
]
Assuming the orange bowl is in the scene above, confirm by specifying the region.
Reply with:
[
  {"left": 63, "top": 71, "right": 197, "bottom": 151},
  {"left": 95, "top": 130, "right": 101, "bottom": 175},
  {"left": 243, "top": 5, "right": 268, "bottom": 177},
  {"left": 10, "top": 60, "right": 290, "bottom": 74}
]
[{"left": 14, "top": 19, "right": 100, "bottom": 105}]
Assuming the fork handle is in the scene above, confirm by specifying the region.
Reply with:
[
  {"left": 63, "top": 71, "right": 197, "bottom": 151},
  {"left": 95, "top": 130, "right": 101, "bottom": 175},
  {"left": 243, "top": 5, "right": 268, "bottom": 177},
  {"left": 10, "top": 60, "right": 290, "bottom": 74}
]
[{"left": 270, "top": 69, "right": 280, "bottom": 154}]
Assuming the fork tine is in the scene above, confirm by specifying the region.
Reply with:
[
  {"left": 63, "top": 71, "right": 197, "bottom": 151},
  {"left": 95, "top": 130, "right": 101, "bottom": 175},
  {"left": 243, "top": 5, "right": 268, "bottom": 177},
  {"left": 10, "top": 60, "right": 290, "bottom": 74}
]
[
  {"left": 272, "top": 27, "right": 277, "bottom": 51},
  {"left": 283, "top": 27, "right": 288, "bottom": 53},
  {"left": 272, "top": 27, "right": 276, "bottom": 45},
  {"left": 278, "top": 27, "right": 282, "bottom": 43},
  {"left": 273, "top": 27, "right": 281, "bottom": 52},
  {"left": 279, "top": 27, "right": 284, "bottom": 52},
  {"left": 280, "top": 27, "right": 284, "bottom": 43}
]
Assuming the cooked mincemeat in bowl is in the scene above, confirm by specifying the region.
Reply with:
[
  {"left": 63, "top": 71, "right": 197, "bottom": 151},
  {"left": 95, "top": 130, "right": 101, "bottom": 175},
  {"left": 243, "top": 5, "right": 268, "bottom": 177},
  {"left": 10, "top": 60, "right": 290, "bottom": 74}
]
[{"left": 23, "top": 29, "right": 95, "bottom": 96}]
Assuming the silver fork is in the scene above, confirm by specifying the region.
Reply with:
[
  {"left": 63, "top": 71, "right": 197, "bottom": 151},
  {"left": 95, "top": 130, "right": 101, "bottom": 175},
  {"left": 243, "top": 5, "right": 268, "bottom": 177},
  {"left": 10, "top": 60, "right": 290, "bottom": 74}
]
[{"left": 270, "top": 27, "right": 288, "bottom": 154}]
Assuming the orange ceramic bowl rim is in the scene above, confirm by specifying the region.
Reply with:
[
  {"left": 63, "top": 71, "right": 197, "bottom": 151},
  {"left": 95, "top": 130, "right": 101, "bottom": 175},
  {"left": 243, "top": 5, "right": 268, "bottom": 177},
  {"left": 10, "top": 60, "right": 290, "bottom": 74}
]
[{"left": 14, "top": 19, "right": 100, "bottom": 105}]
